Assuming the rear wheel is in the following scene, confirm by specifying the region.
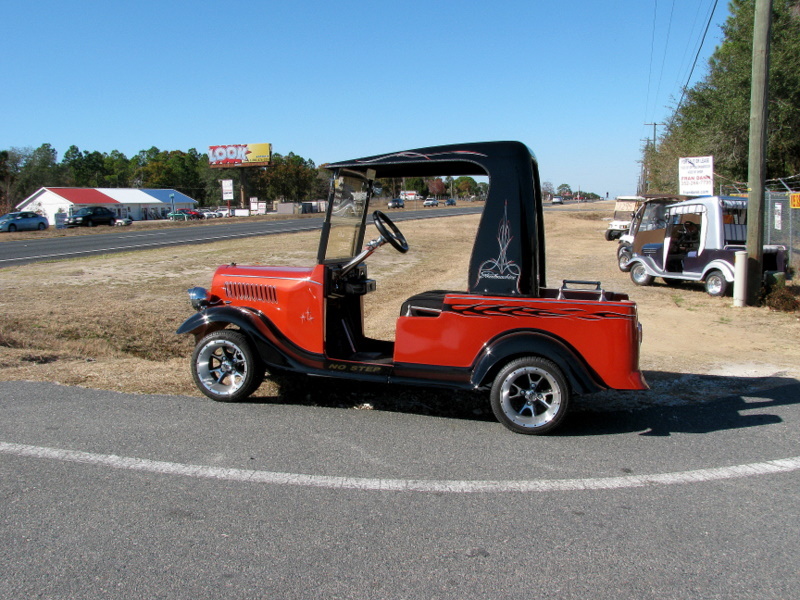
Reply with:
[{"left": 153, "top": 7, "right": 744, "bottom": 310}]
[
  {"left": 630, "top": 263, "right": 654, "bottom": 286},
  {"left": 490, "top": 357, "right": 570, "bottom": 435},
  {"left": 705, "top": 270, "right": 728, "bottom": 297},
  {"left": 37, "top": 223, "right": 46, "bottom": 230},
  {"left": 191, "top": 330, "right": 264, "bottom": 402}
]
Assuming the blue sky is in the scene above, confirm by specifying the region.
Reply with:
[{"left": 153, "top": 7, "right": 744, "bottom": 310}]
[{"left": 2, "top": 0, "right": 729, "bottom": 198}]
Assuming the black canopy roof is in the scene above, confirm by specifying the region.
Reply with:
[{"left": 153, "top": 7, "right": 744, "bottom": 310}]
[
  {"left": 323, "top": 140, "right": 538, "bottom": 180},
  {"left": 325, "top": 141, "right": 546, "bottom": 296}
]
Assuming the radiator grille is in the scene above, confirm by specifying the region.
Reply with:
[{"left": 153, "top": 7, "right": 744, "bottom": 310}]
[{"left": 224, "top": 281, "right": 278, "bottom": 304}]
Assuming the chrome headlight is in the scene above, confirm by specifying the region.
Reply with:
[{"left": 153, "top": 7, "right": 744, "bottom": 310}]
[{"left": 188, "top": 286, "right": 210, "bottom": 310}]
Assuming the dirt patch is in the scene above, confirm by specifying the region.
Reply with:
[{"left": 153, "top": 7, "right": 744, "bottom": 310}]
[{"left": 1, "top": 201, "right": 798, "bottom": 418}]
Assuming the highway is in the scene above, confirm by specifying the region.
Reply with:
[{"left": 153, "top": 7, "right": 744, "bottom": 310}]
[{"left": 0, "top": 207, "right": 483, "bottom": 267}]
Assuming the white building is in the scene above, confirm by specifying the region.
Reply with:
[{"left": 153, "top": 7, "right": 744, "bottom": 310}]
[{"left": 17, "top": 187, "right": 198, "bottom": 225}]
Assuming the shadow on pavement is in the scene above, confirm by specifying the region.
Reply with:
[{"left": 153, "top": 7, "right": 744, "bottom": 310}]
[{"left": 247, "top": 369, "right": 799, "bottom": 436}]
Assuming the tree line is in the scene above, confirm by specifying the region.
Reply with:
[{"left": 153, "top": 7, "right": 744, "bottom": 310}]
[
  {"left": 0, "top": 143, "right": 496, "bottom": 213},
  {"left": 643, "top": 0, "right": 800, "bottom": 194},
  {"left": 0, "top": 144, "right": 327, "bottom": 213}
]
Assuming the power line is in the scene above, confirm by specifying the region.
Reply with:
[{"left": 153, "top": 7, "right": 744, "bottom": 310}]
[{"left": 676, "top": 0, "right": 721, "bottom": 111}]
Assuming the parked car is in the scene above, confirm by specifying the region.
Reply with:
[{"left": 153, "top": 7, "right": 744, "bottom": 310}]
[
  {"left": 423, "top": 198, "right": 439, "bottom": 207},
  {"left": 114, "top": 216, "right": 133, "bottom": 226},
  {"left": 446, "top": 198, "right": 457, "bottom": 206},
  {"left": 197, "top": 208, "right": 219, "bottom": 219},
  {"left": 625, "top": 196, "right": 788, "bottom": 296},
  {"left": 551, "top": 196, "right": 563, "bottom": 205},
  {"left": 65, "top": 206, "right": 117, "bottom": 227},
  {"left": 0, "top": 211, "right": 49, "bottom": 232},
  {"left": 178, "top": 141, "right": 647, "bottom": 435},
  {"left": 387, "top": 198, "right": 405, "bottom": 209},
  {"left": 168, "top": 209, "right": 202, "bottom": 221}
]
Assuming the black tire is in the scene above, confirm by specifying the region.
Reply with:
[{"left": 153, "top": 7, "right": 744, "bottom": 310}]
[
  {"left": 705, "top": 270, "right": 729, "bottom": 297},
  {"left": 108, "top": 218, "right": 115, "bottom": 226},
  {"left": 617, "top": 244, "right": 633, "bottom": 272},
  {"left": 630, "top": 263, "right": 654, "bottom": 286},
  {"left": 7, "top": 224, "right": 16, "bottom": 232},
  {"left": 37, "top": 223, "right": 46, "bottom": 230},
  {"left": 87, "top": 219, "right": 95, "bottom": 227},
  {"left": 191, "top": 330, "right": 264, "bottom": 402},
  {"left": 490, "top": 356, "right": 570, "bottom": 435}
]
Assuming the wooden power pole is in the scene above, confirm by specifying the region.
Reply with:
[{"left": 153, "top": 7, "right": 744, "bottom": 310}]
[{"left": 745, "top": 0, "right": 773, "bottom": 304}]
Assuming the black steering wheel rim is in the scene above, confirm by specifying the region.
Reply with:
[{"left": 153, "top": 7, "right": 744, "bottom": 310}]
[{"left": 372, "top": 210, "right": 409, "bottom": 253}]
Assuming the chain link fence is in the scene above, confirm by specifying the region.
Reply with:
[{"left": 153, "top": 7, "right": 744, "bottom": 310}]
[{"left": 764, "top": 192, "right": 799, "bottom": 276}]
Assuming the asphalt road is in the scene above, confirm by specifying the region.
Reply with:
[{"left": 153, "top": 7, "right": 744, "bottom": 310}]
[
  {"left": 2, "top": 380, "right": 799, "bottom": 600},
  {"left": 0, "top": 207, "right": 483, "bottom": 267}
]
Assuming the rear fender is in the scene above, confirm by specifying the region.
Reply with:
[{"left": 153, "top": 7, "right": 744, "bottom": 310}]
[
  {"left": 471, "top": 330, "right": 604, "bottom": 395},
  {"left": 701, "top": 260, "right": 735, "bottom": 281}
]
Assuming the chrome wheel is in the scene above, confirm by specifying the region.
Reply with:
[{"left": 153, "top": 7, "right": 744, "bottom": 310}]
[
  {"left": 617, "top": 245, "right": 633, "bottom": 272},
  {"left": 705, "top": 270, "right": 728, "bottom": 297},
  {"left": 490, "top": 357, "right": 569, "bottom": 434},
  {"left": 630, "top": 263, "right": 654, "bottom": 286},
  {"left": 191, "top": 330, "right": 263, "bottom": 402}
]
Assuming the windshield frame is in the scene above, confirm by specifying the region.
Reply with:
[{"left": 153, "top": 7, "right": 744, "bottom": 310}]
[{"left": 317, "top": 168, "right": 374, "bottom": 263}]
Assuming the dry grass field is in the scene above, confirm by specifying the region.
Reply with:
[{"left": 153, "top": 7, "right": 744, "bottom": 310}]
[{"left": 1, "top": 201, "right": 798, "bottom": 420}]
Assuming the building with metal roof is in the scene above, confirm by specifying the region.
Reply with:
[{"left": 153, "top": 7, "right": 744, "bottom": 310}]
[{"left": 17, "top": 187, "right": 198, "bottom": 225}]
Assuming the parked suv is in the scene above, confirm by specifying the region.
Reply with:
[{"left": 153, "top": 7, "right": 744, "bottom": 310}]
[{"left": 65, "top": 206, "right": 117, "bottom": 227}]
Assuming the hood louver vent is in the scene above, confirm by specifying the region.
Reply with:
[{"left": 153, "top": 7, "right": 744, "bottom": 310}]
[{"left": 224, "top": 281, "right": 278, "bottom": 304}]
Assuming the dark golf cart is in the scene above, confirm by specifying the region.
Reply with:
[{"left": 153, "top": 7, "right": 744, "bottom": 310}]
[
  {"left": 178, "top": 141, "right": 647, "bottom": 434},
  {"left": 625, "top": 196, "right": 788, "bottom": 296}
]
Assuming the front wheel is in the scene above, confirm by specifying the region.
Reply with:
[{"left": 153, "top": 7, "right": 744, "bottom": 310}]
[
  {"left": 490, "top": 357, "right": 570, "bottom": 435},
  {"left": 191, "top": 330, "right": 264, "bottom": 402},
  {"left": 630, "top": 263, "right": 654, "bottom": 286},
  {"left": 7, "top": 224, "right": 16, "bottom": 232},
  {"left": 705, "top": 270, "right": 729, "bottom": 297},
  {"left": 617, "top": 244, "right": 633, "bottom": 272}
]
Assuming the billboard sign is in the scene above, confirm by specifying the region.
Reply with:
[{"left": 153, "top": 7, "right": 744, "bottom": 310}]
[
  {"left": 678, "top": 156, "right": 714, "bottom": 196},
  {"left": 208, "top": 143, "right": 272, "bottom": 168}
]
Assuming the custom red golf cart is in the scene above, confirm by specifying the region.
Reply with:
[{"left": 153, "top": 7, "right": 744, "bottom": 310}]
[{"left": 178, "top": 142, "right": 647, "bottom": 434}]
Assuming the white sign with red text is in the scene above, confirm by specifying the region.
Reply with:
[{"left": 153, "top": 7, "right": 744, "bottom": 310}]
[{"left": 679, "top": 156, "right": 714, "bottom": 196}]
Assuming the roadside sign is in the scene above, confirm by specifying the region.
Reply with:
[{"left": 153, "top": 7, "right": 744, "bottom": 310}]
[
  {"left": 678, "top": 156, "right": 714, "bottom": 196},
  {"left": 790, "top": 193, "right": 800, "bottom": 208},
  {"left": 221, "top": 179, "right": 234, "bottom": 201}
]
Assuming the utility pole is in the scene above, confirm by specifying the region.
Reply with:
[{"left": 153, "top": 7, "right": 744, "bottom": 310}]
[
  {"left": 745, "top": 0, "right": 773, "bottom": 305},
  {"left": 643, "top": 123, "right": 665, "bottom": 192},
  {"left": 644, "top": 123, "right": 665, "bottom": 148}
]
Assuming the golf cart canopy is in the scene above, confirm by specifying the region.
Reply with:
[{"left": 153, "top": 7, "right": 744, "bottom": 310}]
[{"left": 323, "top": 141, "right": 547, "bottom": 297}]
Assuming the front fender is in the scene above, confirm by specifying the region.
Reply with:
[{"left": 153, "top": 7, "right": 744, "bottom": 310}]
[
  {"left": 176, "top": 306, "right": 292, "bottom": 369},
  {"left": 470, "top": 330, "right": 604, "bottom": 395}
]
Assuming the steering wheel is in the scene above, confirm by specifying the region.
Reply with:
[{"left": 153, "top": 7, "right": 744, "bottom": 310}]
[{"left": 372, "top": 211, "right": 409, "bottom": 253}]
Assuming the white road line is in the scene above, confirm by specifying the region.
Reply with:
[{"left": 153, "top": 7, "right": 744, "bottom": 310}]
[{"left": 2, "top": 441, "right": 799, "bottom": 493}]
